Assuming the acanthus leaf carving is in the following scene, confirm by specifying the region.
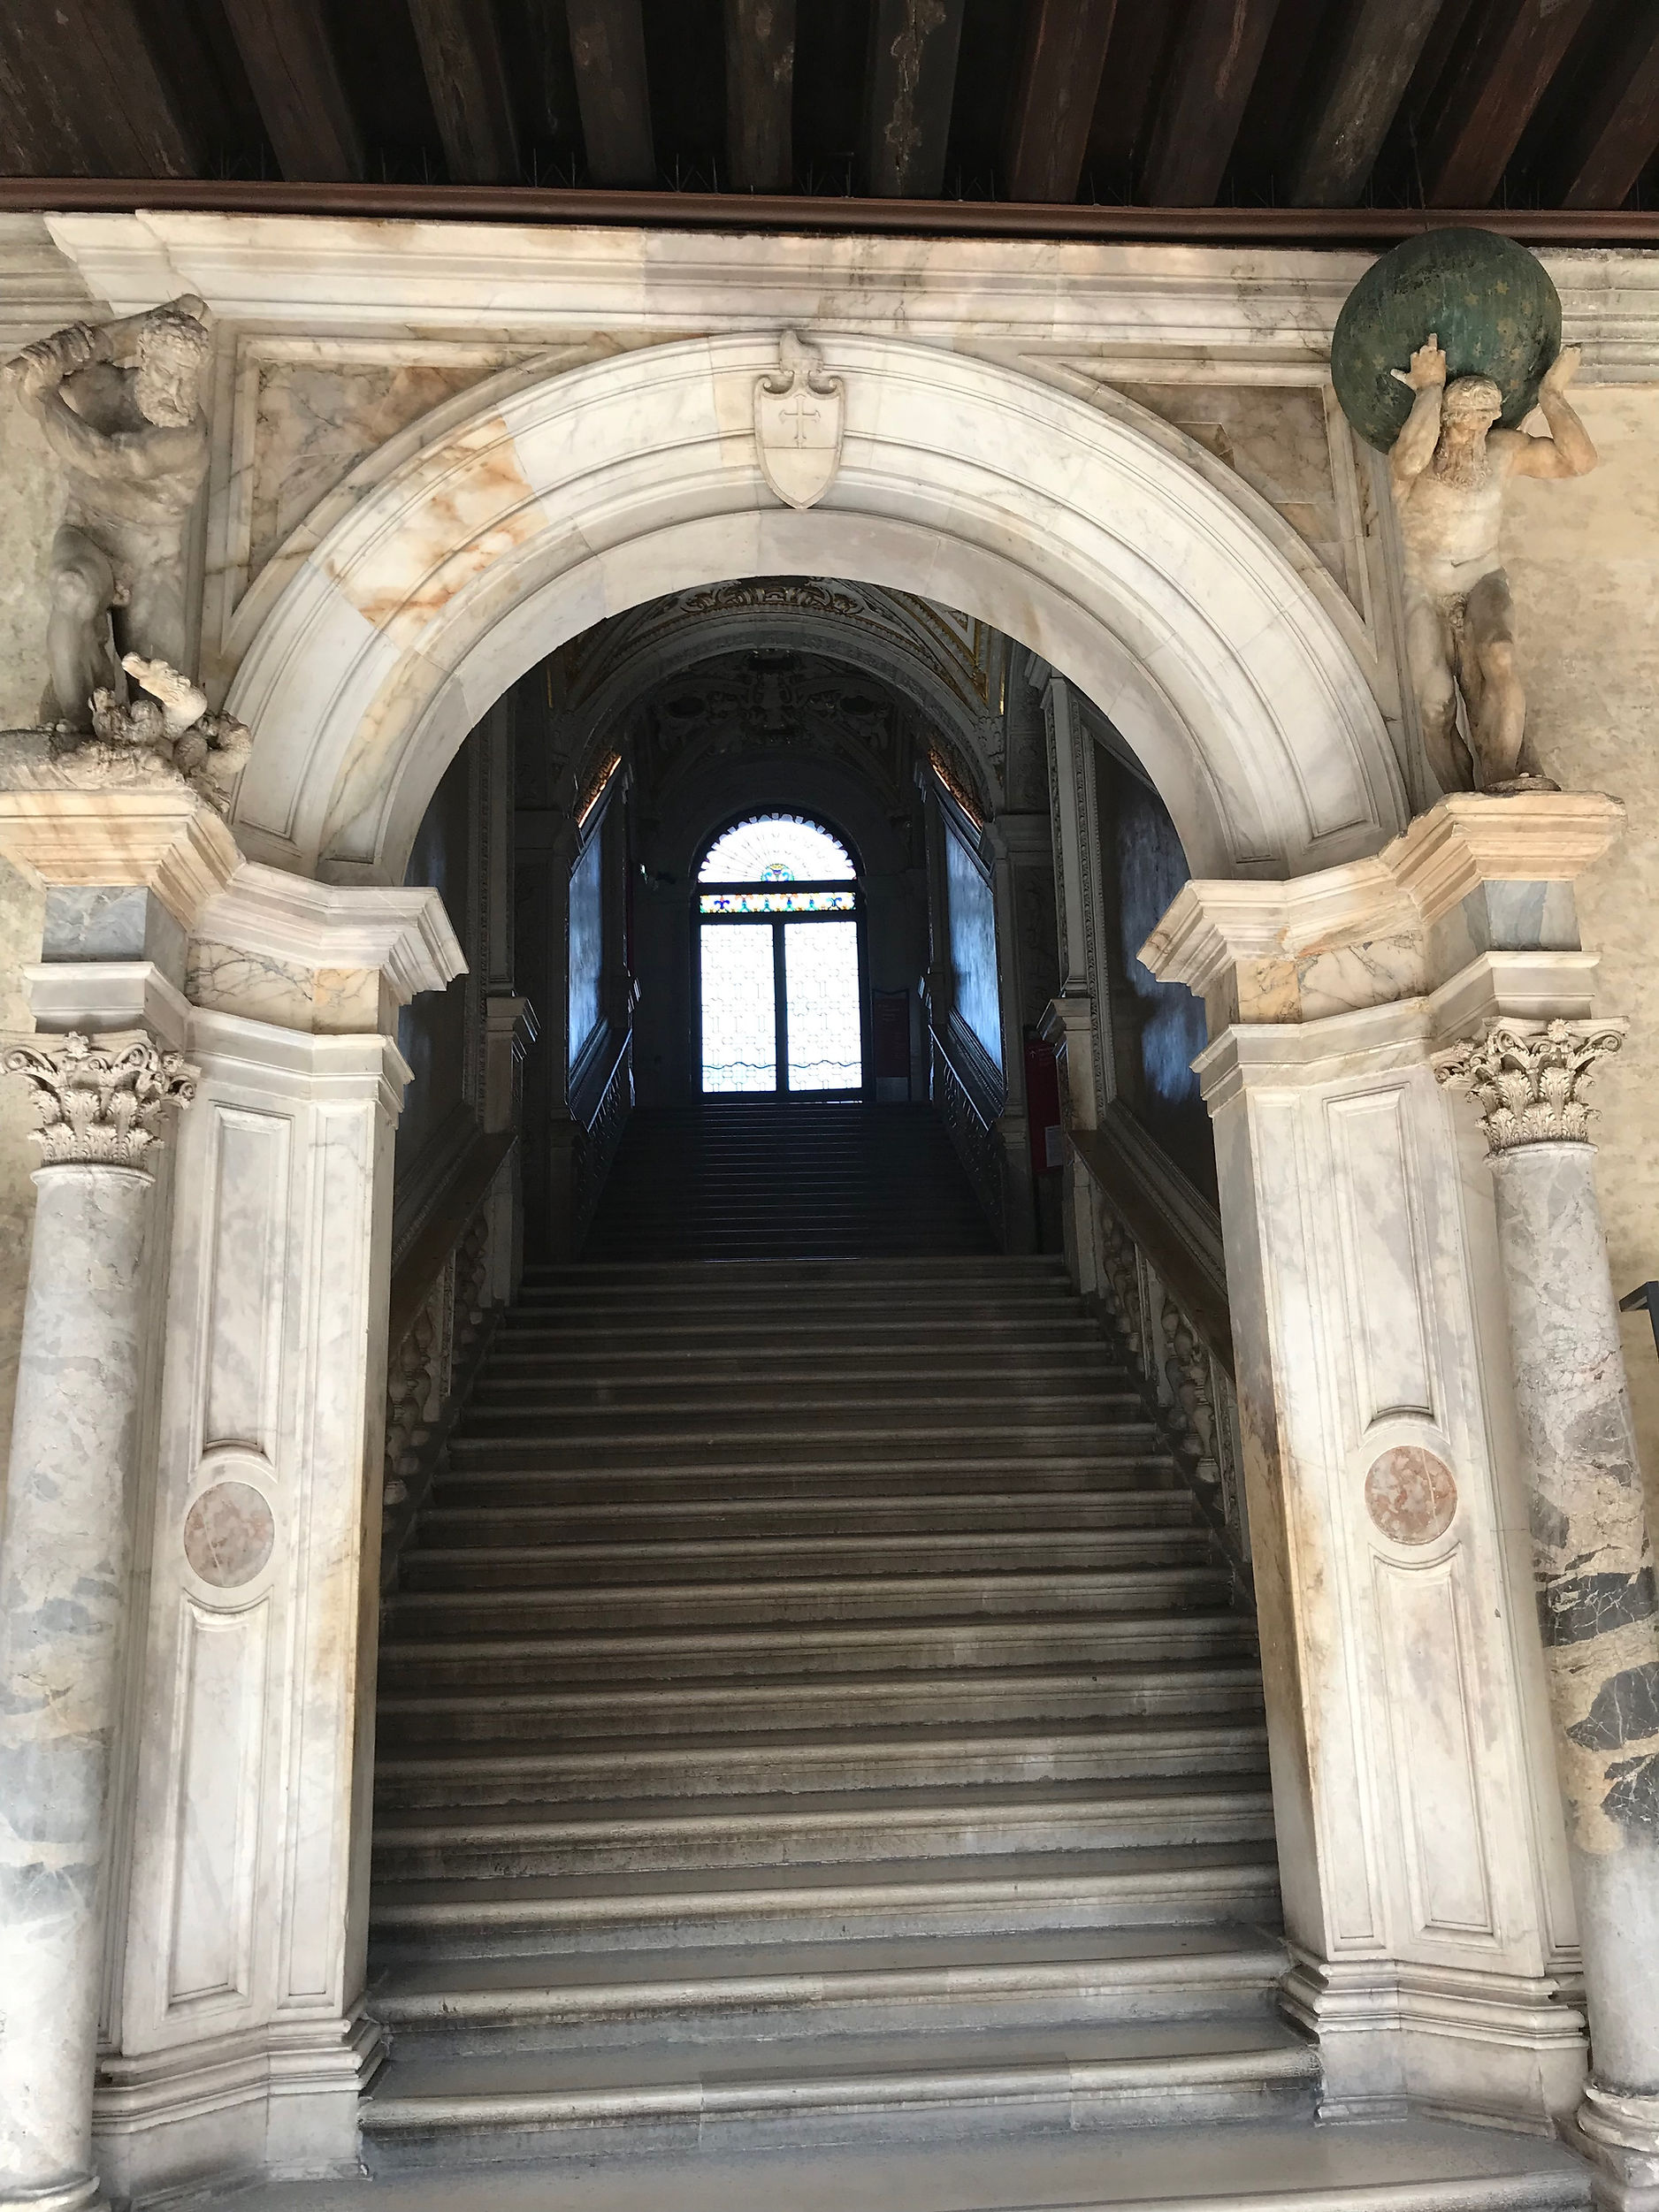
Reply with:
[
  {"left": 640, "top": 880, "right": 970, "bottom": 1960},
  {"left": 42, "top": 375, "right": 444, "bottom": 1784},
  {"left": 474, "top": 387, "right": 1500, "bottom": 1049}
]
[
  {"left": 4, "top": 1031, "right": 198, "bottom": 1169},
  {"left": 1434, "top": 1016, "right": 1626, "bottom": 1153}
]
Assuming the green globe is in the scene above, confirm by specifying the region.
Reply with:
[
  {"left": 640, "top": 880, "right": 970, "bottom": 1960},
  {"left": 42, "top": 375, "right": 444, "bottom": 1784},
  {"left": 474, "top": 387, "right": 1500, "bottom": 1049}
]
[{"left": 1331, "top": 227, "right": 1562, "bottom": 454}]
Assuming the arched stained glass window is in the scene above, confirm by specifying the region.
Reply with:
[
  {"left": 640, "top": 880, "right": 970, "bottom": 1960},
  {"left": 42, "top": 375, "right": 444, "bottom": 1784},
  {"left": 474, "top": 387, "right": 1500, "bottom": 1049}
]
[
  {"left": 697, "top": 812, "right": 864, "bottom": 1094},
  {"left": 700, "top": 815, "right": 855, "bottom": 884}
]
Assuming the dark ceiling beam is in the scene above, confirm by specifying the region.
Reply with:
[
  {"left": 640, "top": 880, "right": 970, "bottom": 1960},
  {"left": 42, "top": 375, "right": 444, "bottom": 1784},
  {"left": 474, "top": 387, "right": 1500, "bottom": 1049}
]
[
  {"left": 1421, "top": 0, "right": 1596, "bottom": 206},
  {"left": 1004, "top": 0, "right": 1117, "bottom": 203},
  {"left": 406, "top": 0, "right": 521, "bottom": 183},
  {"left": 9, "top": 174, "right": 1659, "bottom": 242},
  {"left": 863, "top": 0, "right": 967, "bottom": 199},
  {"left": 1141, "top": 0, "right": 1285, "bottom": 206},
  {"left": 1288, "top": 0, "right": 1444, "bottom": 205},
  {"left": 566, "top": 0, "right": 654, "bottom": 187},
  {"left": 0, "top": 0, "right": 200, "bottom": 177},
  {"left": 725, "top": 0, "right": 796, "bottom": 192},
  {"left": 218, "top": 0, "right": 364, "bottom": 181},
  {"left": 1559, "top": 1, "right": 1659, "bottom": 209}
]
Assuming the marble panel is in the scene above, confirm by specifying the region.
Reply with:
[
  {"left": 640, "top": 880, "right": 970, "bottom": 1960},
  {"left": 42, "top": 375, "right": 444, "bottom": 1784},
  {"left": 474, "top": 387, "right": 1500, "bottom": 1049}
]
[
  {"left": 1120, "top": 382, "right": 1351, "bottom": 601},
  {"left": 1503, "top": 387, "right": 1659, "bottom": 1532},
  {"left": 0, "top": 853, "right": 44, "bottom": 1528},
  {"left": 245, "top": 355, "right": 520, "bottom": 590},
  {"left": 167, "top": 1596, "right": 269, "bottom": 2010},
  {"left": 0, "top": 385, "right": 63, "bottom": 730}
]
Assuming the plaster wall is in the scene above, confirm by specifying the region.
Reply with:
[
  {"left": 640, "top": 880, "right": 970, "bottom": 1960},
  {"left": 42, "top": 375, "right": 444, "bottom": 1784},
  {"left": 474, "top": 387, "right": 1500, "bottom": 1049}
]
[{"left": 1503, "top": 387, "right": 1659, "bottom": 1522}]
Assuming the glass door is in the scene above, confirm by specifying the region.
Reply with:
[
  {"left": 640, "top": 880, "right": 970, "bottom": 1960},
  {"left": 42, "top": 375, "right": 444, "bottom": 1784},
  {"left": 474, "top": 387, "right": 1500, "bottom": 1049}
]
[{"left": 696, "top": 815, "right": 866, "bottom": 1098}]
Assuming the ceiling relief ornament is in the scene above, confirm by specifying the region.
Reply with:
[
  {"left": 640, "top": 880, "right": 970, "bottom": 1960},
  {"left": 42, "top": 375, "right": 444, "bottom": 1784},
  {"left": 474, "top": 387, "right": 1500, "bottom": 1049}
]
[{"left": 754, "top": 332, "right": 845, "bottom": 512}]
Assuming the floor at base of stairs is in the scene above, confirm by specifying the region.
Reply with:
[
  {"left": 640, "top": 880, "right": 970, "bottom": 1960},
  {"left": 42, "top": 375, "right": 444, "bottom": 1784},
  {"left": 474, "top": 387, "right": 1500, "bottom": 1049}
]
[{"left": 179, "top": 2118, "right": 1588, "bottom": 2210}]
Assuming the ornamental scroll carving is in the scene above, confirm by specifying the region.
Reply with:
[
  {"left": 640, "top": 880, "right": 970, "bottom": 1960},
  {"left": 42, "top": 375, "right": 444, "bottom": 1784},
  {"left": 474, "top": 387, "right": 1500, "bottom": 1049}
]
[
  {"left": 3, "top": 1031, "right": 197, "bottom": 1168},
  {"left": 1433, "top": 1017, "right": 1625, "bottom": 1153}
]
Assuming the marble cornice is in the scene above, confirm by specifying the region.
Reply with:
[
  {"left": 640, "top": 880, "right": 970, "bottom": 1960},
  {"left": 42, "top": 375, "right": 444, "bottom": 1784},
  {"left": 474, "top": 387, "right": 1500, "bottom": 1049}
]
[
  {"left": 184, "top": 1003, "right": 414, "bottom": 1118},
  {"left": 190, "top": 863, "right": 466, "bottom": 1003},
  {"left": 28, "top": 216, "right": 1659, "bottom": 380},
  {"left": 1141, "top": 791, "right": 1627, "bottom": 1006},
  {"left": 0, "top": 787, "right": 242, "bottom": 932}
]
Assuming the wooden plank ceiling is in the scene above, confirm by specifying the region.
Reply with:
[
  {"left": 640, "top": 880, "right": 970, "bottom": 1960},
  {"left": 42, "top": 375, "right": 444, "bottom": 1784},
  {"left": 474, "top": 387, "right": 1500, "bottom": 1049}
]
[{"left": 2, "top": 0, "right": 1656, "bottom": 217}]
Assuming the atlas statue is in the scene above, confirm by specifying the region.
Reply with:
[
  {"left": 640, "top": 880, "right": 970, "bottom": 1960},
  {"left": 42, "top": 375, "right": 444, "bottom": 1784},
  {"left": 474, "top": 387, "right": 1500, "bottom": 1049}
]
[{"left": 1389, "top": 333, "right": 1596, "bottom": 794}]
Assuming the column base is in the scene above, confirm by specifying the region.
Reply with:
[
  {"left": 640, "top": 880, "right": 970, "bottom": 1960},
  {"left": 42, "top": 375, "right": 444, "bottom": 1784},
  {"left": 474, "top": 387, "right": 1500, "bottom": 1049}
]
[
  {"left": 1571, "top": 2084, "right": 1659, "bottom": 2210},
  {"left": 1282, "top": 1949, "right": 1586, "bottom": 2132},
  {"left": 0, "top": 2176, "right": 105, "bottom": 2212},
  {"left": 92, "top": 2010, "right": 380, "bottom": 2206}
]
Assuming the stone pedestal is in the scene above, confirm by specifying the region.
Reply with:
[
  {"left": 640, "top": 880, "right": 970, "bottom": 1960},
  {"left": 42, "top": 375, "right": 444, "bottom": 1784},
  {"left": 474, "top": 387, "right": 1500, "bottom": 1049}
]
[
  {"left": 1140, "top": 791, "right": 1629, "bottom": 2135},
  {"left": 0, "top": 1039, "right": 195, "bottom": 2212},
  {"left": 1437, "top": 1023, "right": 1659, "bottom": 2210}
]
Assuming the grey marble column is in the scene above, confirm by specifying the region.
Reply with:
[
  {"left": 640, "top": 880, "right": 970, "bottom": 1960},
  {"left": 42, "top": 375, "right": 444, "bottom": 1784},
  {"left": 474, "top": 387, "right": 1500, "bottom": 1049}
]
[
  {"left": 0, "top": 1034, "right": 195, "bottom": 2212},
  {"left": 1440, "top": 1018, "right": 1659, "bottom": 2208}
]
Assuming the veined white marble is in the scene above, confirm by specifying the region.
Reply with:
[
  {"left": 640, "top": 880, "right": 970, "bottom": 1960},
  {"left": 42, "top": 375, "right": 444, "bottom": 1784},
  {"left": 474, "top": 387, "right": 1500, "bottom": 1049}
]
[{"left": 218, "top": 332, "right": 1404, "bottom": 889}]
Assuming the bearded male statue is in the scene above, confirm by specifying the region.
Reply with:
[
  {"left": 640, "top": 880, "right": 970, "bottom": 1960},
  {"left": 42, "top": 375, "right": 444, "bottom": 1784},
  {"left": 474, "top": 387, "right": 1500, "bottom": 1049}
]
[
  {"left": 1390, "top": 332, "right": 1596, "bottom": 794},
  {"left": 6, "top": 295, "right": 212, "bottom": 735}
]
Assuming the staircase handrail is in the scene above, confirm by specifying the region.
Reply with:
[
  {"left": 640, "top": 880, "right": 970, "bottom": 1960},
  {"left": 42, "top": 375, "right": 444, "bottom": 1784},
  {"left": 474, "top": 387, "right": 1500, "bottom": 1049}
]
[
  {"left": 1066, "top": 1104, "right": 1250, "bottom": 1580},
  {"left": 572, "top": 1026, "right": 633, "bottom": 1246},
  {"left": 929, "top": 1020, "right": 1004, "bottom": 1237},
  {"left": 381, "top": 1125, "right": 516, "bottom": 1584}
]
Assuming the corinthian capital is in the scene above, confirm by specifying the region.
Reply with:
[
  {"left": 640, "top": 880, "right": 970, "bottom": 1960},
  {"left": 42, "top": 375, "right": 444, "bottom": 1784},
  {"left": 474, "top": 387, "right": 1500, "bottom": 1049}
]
[
  {"left": 1433, "top": 1016, "right": 1626, "bottom": 1152},
  {"left": 4, "top": 1031, "right": 198, "bottom": 1168}
]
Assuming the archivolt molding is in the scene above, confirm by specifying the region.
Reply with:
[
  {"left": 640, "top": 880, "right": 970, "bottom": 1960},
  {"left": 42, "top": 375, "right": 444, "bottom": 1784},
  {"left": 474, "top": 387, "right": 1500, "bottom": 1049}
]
[{"left": 222, "top": 330, "right": 1407, "bottom": 887}]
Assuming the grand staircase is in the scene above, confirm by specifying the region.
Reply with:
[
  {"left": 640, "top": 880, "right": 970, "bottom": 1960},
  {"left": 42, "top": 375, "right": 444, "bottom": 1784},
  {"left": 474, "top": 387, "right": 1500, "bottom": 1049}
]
[{"left": 358, "top": 1106, "right": 1591, "bottom": 2207}]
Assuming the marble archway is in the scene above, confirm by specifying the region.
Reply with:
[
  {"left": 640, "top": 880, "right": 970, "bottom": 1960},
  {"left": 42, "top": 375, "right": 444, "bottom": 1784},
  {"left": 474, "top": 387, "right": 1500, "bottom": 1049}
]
[{"left": 222, "top": 332, "right": 1407, "bottom": 889}]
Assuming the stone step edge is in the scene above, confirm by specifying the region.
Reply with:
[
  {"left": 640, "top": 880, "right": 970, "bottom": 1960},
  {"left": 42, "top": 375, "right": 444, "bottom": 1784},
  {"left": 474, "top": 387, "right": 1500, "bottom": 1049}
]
[
  {"left": 369, "top": 1859, "right": 1281, "bottom": 1933},
  {"left": 360, "top": 2040, "right": 1319, "bottom": 2131},
  {"left": 372, "top": 1944, "right": 1289, "bottom": 2025},
  {"left": 370, "top": 1786, "right": 1276, "bottom": 1849}
]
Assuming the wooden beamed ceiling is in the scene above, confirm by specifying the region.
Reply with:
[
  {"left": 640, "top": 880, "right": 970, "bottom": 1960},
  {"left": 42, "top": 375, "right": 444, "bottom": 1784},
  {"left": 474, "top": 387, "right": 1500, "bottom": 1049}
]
[{"left": 2, "top": 0, "right": 1657, "bottom": 217}]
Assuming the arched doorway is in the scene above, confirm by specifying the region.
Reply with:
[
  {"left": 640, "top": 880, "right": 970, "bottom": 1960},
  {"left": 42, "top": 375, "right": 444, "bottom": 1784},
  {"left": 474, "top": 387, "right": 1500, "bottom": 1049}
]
[
  {"left": 695, "top": 812, "right": 866, "bottom": 1096},
  {"left": 222, "top": 332, "right": 1406, "bottom": 889}
]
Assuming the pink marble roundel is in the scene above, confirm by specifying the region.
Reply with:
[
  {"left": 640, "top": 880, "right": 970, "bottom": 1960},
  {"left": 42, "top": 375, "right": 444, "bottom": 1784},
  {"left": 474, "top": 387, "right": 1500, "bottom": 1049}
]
[
  {"left": 183, "top": 1480, "right": 276, "bottom": 1588},
  {"left": 1365, "top": 1447, "right": 1458, "bottom": 1545}
]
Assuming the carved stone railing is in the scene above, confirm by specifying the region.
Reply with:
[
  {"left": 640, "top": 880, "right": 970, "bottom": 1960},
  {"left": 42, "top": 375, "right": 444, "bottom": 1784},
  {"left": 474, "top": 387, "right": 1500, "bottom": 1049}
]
[
  {"left": 930, "top": 1021, "right": 1004, "bottom": 1237},
  {"left": 380, "top": 1125, "right": 515, "bottom": 1583},
  {"left": 572, "top": 1027, "right": 632, "bottom": 1248},
  {"left": 1068, "top": 1110, "right": 1250, "bottom": 1582}
]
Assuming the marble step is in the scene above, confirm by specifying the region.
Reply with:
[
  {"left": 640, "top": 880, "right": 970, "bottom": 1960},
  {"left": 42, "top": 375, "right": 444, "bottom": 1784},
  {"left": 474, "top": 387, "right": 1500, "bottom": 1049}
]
[
  {"left": 375, "top": 1611, "right": 1255, "bottom": 1690},
  {"left": 373, "top": 1718, "right": 1273, "bottom": 1810},
  {"left": 369, "top": 1926, "right": 1289, "bottom": 2056},
  {"left": 373, "top": 1661, "right": 1265, "bottom": 1748},
  {"left": 395, "top": 1529, "right": 1211, "bottom": 1591},
  {"left": 368, "top": 1843, "right": 1282, "bottom": 1957},
  {"left": 358, "top": 2017, "right": 1319, "bottom": 2167},
  {"left": 432, "top": 1461, "right": 1182, "bottom": 1507},
  {"left": 248, "top": 2117, "right": 1596, "bottom": 2207},
  {"left": 440, "top": 1442, "right": 1175, "bottom": 1484},
  {"left": 408, "top": 1491, "right": 1196, "bottom": 1549},
  {"left": 369, "top": 1780, "right": 1278, "bottom": 1879},
  {"left": 472, "top": 1355, "right": 1135, "bottom": 1397},
  {"left": 384, "top": 1565, "right": 1235, "bottom": 1633},
  {"left": 494, "top": 1316, "right": 1103, "bottom": 1350},
  {"left": 443, "top": 1423, "right": 1166, "bottom": 1471}
]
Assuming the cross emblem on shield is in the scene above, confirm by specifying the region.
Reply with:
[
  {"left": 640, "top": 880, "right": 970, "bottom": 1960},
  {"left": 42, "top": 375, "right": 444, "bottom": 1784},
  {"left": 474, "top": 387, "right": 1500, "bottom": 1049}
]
[{"left": 754, "top": 331, "right": 845, "bottom": 511}]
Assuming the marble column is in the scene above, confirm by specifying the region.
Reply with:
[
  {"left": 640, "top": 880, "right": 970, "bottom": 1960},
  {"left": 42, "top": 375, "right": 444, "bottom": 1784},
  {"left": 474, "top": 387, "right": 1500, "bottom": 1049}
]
[
  {"left": 0, "top": 1034, "right": 195, "bottom": 2212},
  {"left": 1438, "top": 1018, "right": 1659, "bottom": 2210}
]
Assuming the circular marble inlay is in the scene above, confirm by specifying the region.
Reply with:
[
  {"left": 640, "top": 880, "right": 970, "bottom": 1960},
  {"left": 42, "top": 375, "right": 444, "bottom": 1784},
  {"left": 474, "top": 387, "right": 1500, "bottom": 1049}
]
[
  {"left": 1365, "top": 1447, "right": 1458, "bottom": 1546},
  {"left": 183, "top": 1480, "right": 276, "bottom": 1588}
]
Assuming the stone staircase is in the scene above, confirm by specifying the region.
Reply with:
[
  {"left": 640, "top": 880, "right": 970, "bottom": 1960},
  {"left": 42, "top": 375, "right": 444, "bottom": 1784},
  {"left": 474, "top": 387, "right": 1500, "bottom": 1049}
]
[{"left": 362, "top": 1249, "right": 1316, "bottom": 2174}]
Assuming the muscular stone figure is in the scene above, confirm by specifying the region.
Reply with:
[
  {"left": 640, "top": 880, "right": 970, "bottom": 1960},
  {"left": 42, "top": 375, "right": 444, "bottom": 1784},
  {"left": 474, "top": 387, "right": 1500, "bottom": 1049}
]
[
  {"left": 6, "top": 297, "right": 211, "bottom": 732},
  {"left": 1390, "top": 333, "right": 1596, "bottom": 793}
]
